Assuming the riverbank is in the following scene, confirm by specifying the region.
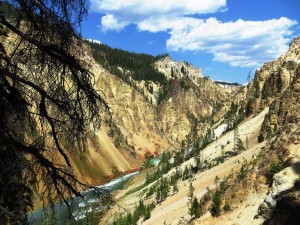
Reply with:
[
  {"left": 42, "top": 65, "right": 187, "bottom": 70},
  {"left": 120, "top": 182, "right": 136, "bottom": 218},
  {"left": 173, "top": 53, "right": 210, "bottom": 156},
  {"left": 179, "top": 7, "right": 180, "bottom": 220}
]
[{"left": 28, "top": 171, "right": 140, "bottom": 225}]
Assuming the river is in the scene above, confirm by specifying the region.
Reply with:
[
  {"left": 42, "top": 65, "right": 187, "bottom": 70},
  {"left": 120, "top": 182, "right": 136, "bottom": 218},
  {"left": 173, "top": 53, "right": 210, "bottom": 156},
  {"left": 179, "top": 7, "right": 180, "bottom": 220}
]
[
  {"left": 147, "top": 155, "right": 162, "bottom": 167},
  {"left": 28, "top": 155, "right": 163, "bottom": 225},
  {"left": 28, "top": 171, "right": 139, "bottom": 225}
]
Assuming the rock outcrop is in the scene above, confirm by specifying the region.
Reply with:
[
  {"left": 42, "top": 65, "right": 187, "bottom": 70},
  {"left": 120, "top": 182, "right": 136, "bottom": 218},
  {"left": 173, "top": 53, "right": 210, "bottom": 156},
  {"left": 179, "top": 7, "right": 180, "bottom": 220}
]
[
  {"left": 155, "top": 56, "right": 202, "bottom": 83},
  {"left": 259, "top": 164, "right": 300, "bottom": 220},
  {"left": 255, "top": 37, "right": 300, "bottom": 224},
  {"left": 264, "top": 187, "right": 300, "bottom": 225}
]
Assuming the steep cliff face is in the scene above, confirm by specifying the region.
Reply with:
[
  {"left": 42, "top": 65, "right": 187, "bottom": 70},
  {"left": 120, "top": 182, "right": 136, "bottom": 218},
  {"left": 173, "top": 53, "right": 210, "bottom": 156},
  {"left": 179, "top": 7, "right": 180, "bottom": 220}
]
[
  {"left": 151, "top": 56, "right": 231, "bottom": 141},
  {"left": 258, "top": 37, "right": 300, "bottom": 138},
  {"left": 74, "top": 43, "right": 239, "bottom": 183},
  {"left": 245, "top": 37, "right": 300, "bottom": 115},
  {"left": 2, "top": 31, "right": 239, "bottom": 185},
  {"left": 94, "top": 57, "right": 231, "bottom": 142},
  {"left": 252, "top": 37, "right": 300, "bottom": 224},
  {"left": 155, "top": 56, "right": 202, "bottom": 82},
  {"left": 158, "top": 77, "right": 232, "bottom": 141},
  {"left": 93, "top": 63, "right": 170, "bottom": 156}
]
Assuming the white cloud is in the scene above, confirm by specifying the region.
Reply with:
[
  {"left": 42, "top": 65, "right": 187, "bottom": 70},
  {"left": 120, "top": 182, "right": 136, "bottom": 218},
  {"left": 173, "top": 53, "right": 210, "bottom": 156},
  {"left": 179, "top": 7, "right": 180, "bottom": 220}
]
[
  {"left": 90, "top": 0, "right": 226, "bottom": 32},
  {"left": 90, "top": 0, "right": 226, "bottom": 18},
  {"left": 89, "top": 0, "right": 297, "bottom": 68},
  {"left": 137, "top": 16, "right": 202, "bottom": 32},
  {"left": 165, "top": 17, "right": 297, "bottom": 67},
  {"left": 99, "top": 14, "right": 129, "bottom": 32}
]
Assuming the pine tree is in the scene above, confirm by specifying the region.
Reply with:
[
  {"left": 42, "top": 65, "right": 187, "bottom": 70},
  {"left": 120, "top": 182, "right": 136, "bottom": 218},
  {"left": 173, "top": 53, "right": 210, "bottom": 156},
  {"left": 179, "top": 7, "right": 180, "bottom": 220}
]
[
  {"left": 156, "top": 178, "right": 167, "bottom": 203},
  {"left": 245, "top": 99, "right": 253, "bottom": 116},
  {"left": 171, "top": 67, "right": 174, "bottom": 77},
  {"left": 181, "top": 65, "right": 185, "bottom": 74},
  {"left": 126, "top": 212, "right": 133, "bottom": 225},
  {"left": 253, "top": 78, "right": 260, "bottom": 98},
  {"left": 236, "top": 138, "right": 245, "bottom": 152},
  {"left": 182, "top": 165, "right": 190, "bottom": 180},
  {"left": 220, "top": 145, "right": 225, "bottom": 163},
  {"left": 247, "top": 71, "right": 251, "bottom": 84},
  {"left": 173, "top": 181, "right": 179, "bottom": 194},
  {"left": 188, "top": 180, "right": 195, "bottom": 218},
  {"left": 143, "top": 206, "right": 151, "bottom": 221},
  {"left": 192, "top": 197, "right": 201, "bottom": 218},
  {"left": 233, "top": 126, "right": 243, "bottom": 154},
  {"left": 210, "top": 190, "right": 222, "bottom": 217}
]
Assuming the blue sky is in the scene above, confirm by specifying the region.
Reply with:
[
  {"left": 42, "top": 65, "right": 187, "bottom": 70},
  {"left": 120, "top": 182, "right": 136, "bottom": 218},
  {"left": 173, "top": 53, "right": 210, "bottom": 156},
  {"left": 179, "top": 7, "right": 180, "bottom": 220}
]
[{"left": 81, "top": 0, "right": 300, "bottom": 84}]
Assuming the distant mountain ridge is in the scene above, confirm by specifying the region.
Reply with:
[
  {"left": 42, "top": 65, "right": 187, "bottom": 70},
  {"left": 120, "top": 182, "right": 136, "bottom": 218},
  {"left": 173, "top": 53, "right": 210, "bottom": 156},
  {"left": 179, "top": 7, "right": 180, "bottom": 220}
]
[{"left": 214, "top": 80, "right": 242, "bottom": 86}]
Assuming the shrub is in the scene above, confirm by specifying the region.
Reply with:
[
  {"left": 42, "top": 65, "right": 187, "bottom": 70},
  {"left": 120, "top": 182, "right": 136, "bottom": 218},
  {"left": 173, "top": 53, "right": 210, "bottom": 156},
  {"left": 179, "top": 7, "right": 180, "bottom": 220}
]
[
  {"left": 269, "top": 156, "right": 285, "bottom": 176},
  {"left": 223, "top": 203, "right": 231, "bottom": 212}
]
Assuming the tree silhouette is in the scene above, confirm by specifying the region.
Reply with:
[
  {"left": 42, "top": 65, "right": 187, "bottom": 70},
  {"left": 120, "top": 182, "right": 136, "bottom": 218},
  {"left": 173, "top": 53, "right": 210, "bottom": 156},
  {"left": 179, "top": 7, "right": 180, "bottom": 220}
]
[{"left": 0, "top": 1, "right": 110, "bottom": 224}]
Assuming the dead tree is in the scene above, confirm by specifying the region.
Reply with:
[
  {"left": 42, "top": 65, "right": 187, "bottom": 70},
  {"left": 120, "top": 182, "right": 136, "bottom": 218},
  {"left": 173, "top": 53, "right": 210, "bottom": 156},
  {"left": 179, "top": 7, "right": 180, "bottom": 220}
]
[{"left": 0, "top": 1, "right": 111, "bottom": 224}]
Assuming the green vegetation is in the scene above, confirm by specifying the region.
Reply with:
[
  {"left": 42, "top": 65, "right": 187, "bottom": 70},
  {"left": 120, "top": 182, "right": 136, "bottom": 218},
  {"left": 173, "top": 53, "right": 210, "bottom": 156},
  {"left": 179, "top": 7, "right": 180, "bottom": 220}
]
[
  {"left": 111, "top": 98, "right": 247, "bottom": 222},
  {"left": 237, "top": 163, "right": 248, "bottom": 181},
  {"left": 112, "top": 199, "right": 155, "bottom": 225},
  {"left": 141, "top": 123, "right": 242, "bottom": 202},
  {"left": 188, "top": 180, "right": 195, "bottom": 215},
  {"left": 42, "top": 196, "right": 57, "bottom": 225},
  {"left": 235, "top": 137, "right": 245, "bottom": 153},
  {"left": 84, "top": 41, "right": 176, "bottom": 103},
  {"left": 114, "top": 96, "right": 247, "bottom": 222},
  {"left": 86, "top": 41, "right": 168, "bottom": 84},
  {"left": 225, "top": 102, "right": 245, "bottom": 131},
  {"left": 172, "top": 181, "right": 179, "bottom": 194},
  {"left": 214, "top": 81, "right": 241, "bottom": 86},
  {"left": 144, "top": 171, "right": 179, "bottom": 201},
  {"left": 188, "top": 180, "right": 202, "bottom": 219},
  {"left": 253, "top": 78, "right": 260, "bottom": 98},
  {"left": 245, "top": 99, "right": 254, "bottom": 116},
  {"left": 223, "top": 203, "right": 231, "bottom": 212},
  {"left": 210, "top": 179, "right": 229, "bottom": 217},
  {"left": 191, "top": 197, "right": 202, "bottom": 218},
  {"left": 145, "top": 152, "right": 172, "bottom": 184},
  {"left": 196, "top": 160, "right": 253, "bottom": 219},
  {"left": 85, "top": 40, "right": 196, "bottom": 104},
  {"left": 269, "top": 156, "right": 285, "bottom": 176},
  {"left": 124, "top": 183, "right": 148, "bottom": 197},
  {"left": 156, "top": 177, "right": 170, "bottom": 203},
  {"left": 210, "top": 190, "right": 222, "bottom": 217},
  {"left": 261, "top": 73, "right": 283, "bottom": 99}
]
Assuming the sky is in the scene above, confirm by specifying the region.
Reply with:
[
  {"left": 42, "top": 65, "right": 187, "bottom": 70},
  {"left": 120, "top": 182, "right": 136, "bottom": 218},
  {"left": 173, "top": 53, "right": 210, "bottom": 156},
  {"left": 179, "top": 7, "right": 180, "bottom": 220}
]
[{"left": 81, "top": 0, "right": 300, "bottom": 84}]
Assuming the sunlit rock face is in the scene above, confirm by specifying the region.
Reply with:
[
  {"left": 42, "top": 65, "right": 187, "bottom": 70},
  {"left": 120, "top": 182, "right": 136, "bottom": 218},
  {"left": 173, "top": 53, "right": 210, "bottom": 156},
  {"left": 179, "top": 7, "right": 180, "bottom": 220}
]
[{"left": 82, "top": 50, "right": 237, "bottom": 182}]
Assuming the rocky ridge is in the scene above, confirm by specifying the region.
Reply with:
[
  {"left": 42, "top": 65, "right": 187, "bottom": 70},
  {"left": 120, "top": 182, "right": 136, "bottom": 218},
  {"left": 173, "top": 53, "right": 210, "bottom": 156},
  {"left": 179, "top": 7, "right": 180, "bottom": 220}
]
[
  {"left": 155, "top": 56, "right": 202, "bottom": 83},
  {"left": 254, "top": 37, "right": 300, "bottom": 224},
  {"left": 99, "top": 37, "right": 300, "bottom": 225}
]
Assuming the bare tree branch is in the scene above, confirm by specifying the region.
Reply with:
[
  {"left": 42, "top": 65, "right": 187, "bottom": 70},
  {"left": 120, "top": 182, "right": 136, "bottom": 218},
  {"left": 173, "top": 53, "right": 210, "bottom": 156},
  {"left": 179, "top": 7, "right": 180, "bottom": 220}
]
[{"left": 0, "top": 1, "right": 113, "bottom": 224}]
